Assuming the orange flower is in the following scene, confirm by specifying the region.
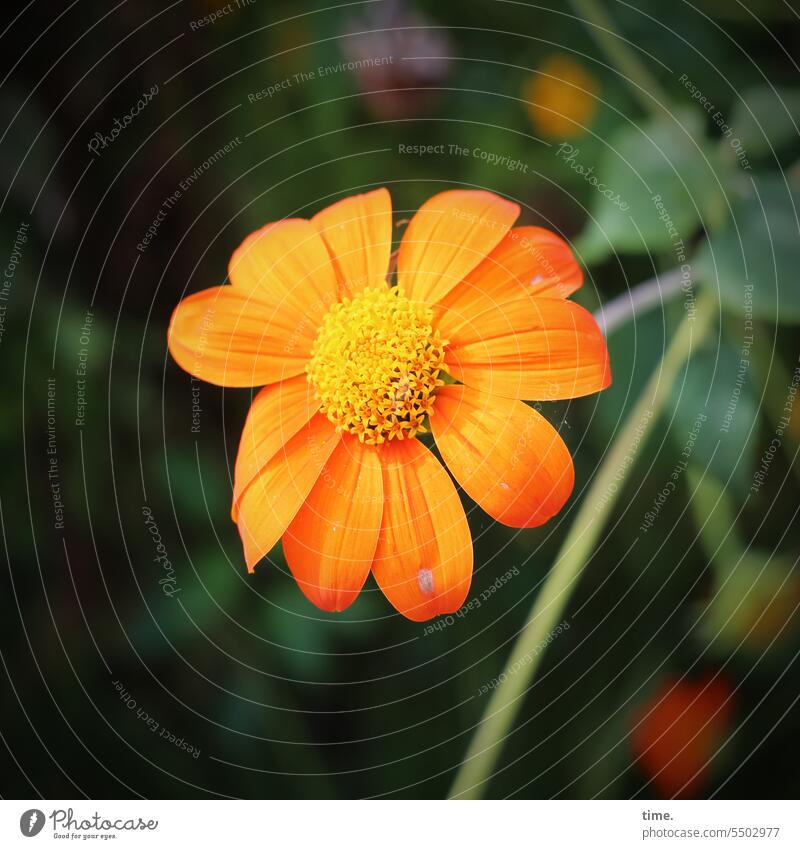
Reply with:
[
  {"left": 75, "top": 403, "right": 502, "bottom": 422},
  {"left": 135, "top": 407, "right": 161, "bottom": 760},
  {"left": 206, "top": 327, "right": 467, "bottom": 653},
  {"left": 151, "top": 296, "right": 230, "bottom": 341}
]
[
  {"left": 168, "top": 189, "right": 610, "bottom": 620},
  {"left": 631, "top": 674, "right": 735, "bottom": 798},
  {"left": 523, "top": 55, "right": 599, "bottom": 139}
]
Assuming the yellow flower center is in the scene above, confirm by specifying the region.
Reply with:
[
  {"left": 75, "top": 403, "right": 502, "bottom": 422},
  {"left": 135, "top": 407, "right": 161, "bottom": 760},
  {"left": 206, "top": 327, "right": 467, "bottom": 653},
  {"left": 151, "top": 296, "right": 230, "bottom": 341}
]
[{"left": 307, "top": 286, "right": 446, "bottom": 445}]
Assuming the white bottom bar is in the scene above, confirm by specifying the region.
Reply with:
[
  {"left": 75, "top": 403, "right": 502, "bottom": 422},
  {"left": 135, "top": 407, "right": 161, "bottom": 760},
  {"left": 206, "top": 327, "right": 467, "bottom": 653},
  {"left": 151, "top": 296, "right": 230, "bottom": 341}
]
[{"left": 3, "top": 800, "right": 798, "bottom": 848}]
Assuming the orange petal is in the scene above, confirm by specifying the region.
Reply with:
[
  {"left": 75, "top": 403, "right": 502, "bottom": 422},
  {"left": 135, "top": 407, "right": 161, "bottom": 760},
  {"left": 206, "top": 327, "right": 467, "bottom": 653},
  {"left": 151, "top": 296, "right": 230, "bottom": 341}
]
[
  {"left": 434, "top": 226, "right": 583, "bottom": 339},
  {"left": 397, "top": 190, "right": 519, "bottom": 305},
  {"left": 232, "top": 375, "right": 320, "bottom": 522},
  {"left": 168, "top": 285, "right": 311, "bottom": 387},
  {"left": 312, "top": 188, "right": 393, "bottom": 298},
  {"left": 430, "top": 386, "right": 574, "bottom": 527},
  {"left": 371, "top": 439, "right": 472, "bottom": 621},
  {"left": 444, "top": 296, "right": 611, "bottom": 400},
  {"left": 228, "top": 218, "right": 339, "bottom": 330},
  {"left": 283, "top": 438, "right": 383, "bottom": 612},
  {"left": 236, "top": 415, "right": 339, "bottom": 571}
]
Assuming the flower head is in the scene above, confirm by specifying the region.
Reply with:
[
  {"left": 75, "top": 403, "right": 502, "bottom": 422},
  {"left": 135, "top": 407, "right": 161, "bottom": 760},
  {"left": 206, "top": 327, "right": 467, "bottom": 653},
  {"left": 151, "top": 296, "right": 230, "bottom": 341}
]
[
  {"left": 168, "top": 188, "right": 610, "bottom": 620},
  {"left": 307, "top": 285, "right": 446, "bottom": 444}
]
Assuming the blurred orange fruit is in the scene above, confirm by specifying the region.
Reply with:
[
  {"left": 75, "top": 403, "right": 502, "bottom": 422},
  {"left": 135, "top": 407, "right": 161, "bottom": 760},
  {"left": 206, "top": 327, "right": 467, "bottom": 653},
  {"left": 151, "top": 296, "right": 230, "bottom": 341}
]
[{"left": 631, "top": 673, "right": 735, "bottom": 798}]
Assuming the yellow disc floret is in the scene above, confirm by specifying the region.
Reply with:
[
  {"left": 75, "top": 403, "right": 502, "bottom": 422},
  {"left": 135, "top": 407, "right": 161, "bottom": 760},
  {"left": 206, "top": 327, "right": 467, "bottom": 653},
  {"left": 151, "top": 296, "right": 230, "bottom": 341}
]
[{"left": 307, "top": 286, "right": 446, "bottom": 445}]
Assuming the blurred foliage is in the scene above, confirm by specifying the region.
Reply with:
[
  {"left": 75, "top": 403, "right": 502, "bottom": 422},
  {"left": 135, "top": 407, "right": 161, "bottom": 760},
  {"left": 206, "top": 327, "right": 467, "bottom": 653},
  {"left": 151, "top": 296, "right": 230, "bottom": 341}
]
[
  {"left": 688, "top": 470, "right": 800, "bottom": 659},
  {"left": 731, "top": 86, "right": 800, "bottom": 159},
  {"left": 671, "top": 340, "right": 758, "bottom": 498},
  {"left": 577, "top": 112, "right": 727, "bottom": 262},
  {"left": 698, "top": 176, "right": 800, "bottom": 323}
]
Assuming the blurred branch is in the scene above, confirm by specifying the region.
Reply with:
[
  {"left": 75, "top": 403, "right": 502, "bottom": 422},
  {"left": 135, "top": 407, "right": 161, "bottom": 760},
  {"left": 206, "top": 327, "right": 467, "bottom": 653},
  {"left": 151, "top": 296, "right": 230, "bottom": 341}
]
[
  {"left": 569, "top": 0, "right": 669, "bottom": 119},
  {"left": 594, "top": 267, "right": 684, "bottom": 335},
  {"left": 449, "top": 290, "right": 716, "bottom": 799}
]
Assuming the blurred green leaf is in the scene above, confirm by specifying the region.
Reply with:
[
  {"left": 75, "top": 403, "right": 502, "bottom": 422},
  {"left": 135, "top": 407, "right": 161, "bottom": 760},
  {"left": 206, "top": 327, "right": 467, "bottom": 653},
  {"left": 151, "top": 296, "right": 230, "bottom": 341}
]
[
  {"left": 699, "top": 550, "right": 800, "bottom": 655},
  {"left": 697, "top": 175, "right": 800, "bottom": 323},
  {"left": 731, "top": 86, "right": 800, "bottom": 158},
  {"left": 671, "top": 341, "right": 757, "bottom": 498},
  {"left": 687, "top": 469, "right": 800, "bottom": 658},
  {"left": 575, "top": 112, "right": 726, "bottom": 262},
  {"left": 686, "top": 467, "right": 744, "bottom": 565}
]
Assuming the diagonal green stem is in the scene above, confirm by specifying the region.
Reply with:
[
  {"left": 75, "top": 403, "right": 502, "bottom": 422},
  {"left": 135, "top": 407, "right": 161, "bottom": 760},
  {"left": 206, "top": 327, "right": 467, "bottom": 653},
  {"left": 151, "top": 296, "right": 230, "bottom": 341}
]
[
  {"left": 449, "top": 292, "right": 716, "bottom": 799},
  {"left": 569, "top": 0, "right": 669, "bottom": 119}
]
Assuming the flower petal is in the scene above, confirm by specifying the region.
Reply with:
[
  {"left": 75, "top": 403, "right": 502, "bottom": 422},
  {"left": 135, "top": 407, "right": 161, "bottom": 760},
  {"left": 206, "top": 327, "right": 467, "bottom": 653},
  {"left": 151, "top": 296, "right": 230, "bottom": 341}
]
[
  {"left": 283, "top": 437, "right": 383, "bottom": 612},
  {"left": 397, "top": 190, "right": 519, "bottom": 305},
  {"left": 232, "top": 375, "right": 320, "bottom": 521},
  {"left": 371, "top": 439, "right": 472, "bottom": 621},
  {"left": 444, "top": 296, "right": 611, "bottom": 400},
  {"left": 430, "top": 385, "right": 574, "bottom": 527},
  {"left": 312, "top": 188, "right": 393, "bottom": 297},
  {"left": 229, "top": 218, "right": 339, "bottom": 329},
  {"left": 168, "top": 285, "right": 311, "bottom": 387},
  {"left": 236, "top": 414, "right": 339, "bottom": 571},
  {"left": 434, "top": 226, "right": 583, "bottom": 339}
]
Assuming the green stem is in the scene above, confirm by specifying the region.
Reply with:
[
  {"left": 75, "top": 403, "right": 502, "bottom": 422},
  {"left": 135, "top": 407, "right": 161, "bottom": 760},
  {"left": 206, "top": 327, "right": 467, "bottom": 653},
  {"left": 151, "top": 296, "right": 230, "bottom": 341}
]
[
  {"left": 449, "top": 292, "right": 716, "bottom": 799},
  {"left": 569, "top": 0, "right": 669, "bottom": 120}
]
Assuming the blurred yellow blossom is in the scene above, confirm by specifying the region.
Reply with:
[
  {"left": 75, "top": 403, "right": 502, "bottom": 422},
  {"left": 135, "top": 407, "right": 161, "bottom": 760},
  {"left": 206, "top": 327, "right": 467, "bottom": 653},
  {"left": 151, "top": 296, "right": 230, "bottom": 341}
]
[{"left": 524, "top": 55, "right": 599, "bottom": 139}]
